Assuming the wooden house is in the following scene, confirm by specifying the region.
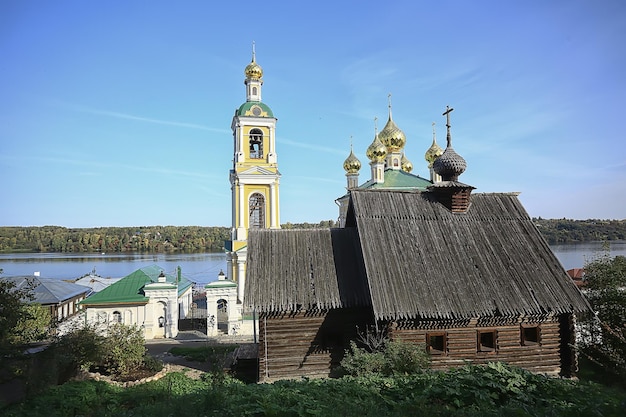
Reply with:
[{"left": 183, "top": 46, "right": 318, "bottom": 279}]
[
  {"left": 245, "top": 108, "right": 591, "bottom": 382},
  {"left": 245, "top": 190, "right": 592, "bottom": 382}
]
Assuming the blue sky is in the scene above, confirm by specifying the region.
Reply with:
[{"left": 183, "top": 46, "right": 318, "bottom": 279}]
[{"left": 1, "top": 0, "right": 625, "bottom": 228}]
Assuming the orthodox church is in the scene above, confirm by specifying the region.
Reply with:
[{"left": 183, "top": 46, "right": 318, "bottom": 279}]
[
  {"left": 336, "top": 95, "right": 441, "bottom": 227},
  {"left": 239, "top": 52, "right": 591, "bottom": 381},
  {"left": 209, "top": 48, "right": 496, "bottom": 339}
]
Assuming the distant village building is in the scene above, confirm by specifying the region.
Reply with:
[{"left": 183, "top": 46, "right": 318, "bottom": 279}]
[
  {"left": 73, "top": 273, "right": 121, "bottom": 294},
  {"left": 245, "top": 105, "right": 592, "bottom": 381},
  {"left": 2, "top": 275, "right": 89, "bottom": 322},
  {"left": 79, "top": 265, "right": 193, "bottom": 339}
]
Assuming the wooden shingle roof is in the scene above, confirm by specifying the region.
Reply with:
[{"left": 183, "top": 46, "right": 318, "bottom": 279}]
[
  {"left": 245, "top": 189, "right": 591, "bottom": 319},
  {"left": 245, "top": 228, "right": 371, "bottom": 312},
  {"left": 350, "top": 190, "right": 591, "bottom": 320}
]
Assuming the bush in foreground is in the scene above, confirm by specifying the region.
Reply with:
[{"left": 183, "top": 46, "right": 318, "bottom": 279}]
[
  {"left": 54, "top": 323, "right": 161, "bottom": 382},
  {"left": 4, "top": 362, "right": 625, "bottom": 417}
]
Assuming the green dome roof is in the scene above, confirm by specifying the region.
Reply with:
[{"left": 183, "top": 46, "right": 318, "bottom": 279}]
[{"left": 236, "top": 101, "right": 274, "bottom": 118}]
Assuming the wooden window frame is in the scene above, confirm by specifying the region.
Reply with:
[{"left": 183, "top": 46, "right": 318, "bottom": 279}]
[
  {"left": 426, "top": 332, "right": 447, "bottom": 356},
  {"left": 477, "top": 329, "right": 497, "bottom": 353},
  {"left": 521, "top": 324, "right": 541, "bottom": 346}
]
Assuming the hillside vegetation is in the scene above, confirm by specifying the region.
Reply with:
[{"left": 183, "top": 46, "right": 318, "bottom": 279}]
[
  {"left": 5, "top": 364, "right": 625, "bottom": 417},
  {"left": 0, "top": 219, "right": 623, "bottom": 252},
  {"left": 533, "top": 218, "right": 626, "bottom": 244}
]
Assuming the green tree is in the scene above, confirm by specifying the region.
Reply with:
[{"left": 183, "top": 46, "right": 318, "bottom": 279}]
[
  {"left": 0, "top": 277, "right": 53, "bottom": 381},
  {"left": 1, "top": 278, "right": 35, "bottom": 356},
  {"left": 580, "top": 250, "right": 626, "bottom": 380},
  {"left": 10, "top": 304, "right": 51, "bottom": 345},
  {"left": 54, "top": 325, "right": 106, "bottom": 374}
]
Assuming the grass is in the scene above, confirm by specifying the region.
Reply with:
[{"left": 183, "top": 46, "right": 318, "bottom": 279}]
[
  {"left": 578, "top": 355, "right": 626, "bottom": 392},
  {"left": 168, "top": 345, "right": 237, "bottom": 362}
]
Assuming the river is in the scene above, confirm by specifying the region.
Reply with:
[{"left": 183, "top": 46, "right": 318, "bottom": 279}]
[
  {"left": 1, "top": 241, "right": 625, "bottom": 285},
  {"left": 0, "top": 252, "right": 227, "bottom": 286}
]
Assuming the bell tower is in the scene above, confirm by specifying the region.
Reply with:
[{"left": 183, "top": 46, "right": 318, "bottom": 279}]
[{"left": 227, "top": 45, "right": 281, "bottom": 303}]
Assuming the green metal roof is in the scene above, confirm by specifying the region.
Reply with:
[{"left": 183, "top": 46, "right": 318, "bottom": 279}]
[
  {"left": 79, "top": 264, "right": 193, "bottom": 306},
  {"left": 358, "top": 169, "right": 432, "bottom": 190},
  {"left": 235, "top": 101, "right": 274, "bottom": 118},
  {"left": 205, "top": 280, "right": 237, "bottom": 289}
]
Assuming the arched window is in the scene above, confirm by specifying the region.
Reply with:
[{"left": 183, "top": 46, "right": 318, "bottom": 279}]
[
  {"left": 97, "top": 311, "right": 107, "bottom": 324},
  {"left": 112, "top": 311, "right": 122, "bottom": 323},
  {"left": 252, "top": 86, "right": 258, "bottom": 96},
  {"left": 249, "top": 128, "right": 263, "bottom": 159},
  {"left": 249, "top": 193, "right": 265, "bottom": 229}
]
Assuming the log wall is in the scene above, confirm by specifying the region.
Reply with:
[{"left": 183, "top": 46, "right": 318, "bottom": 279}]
[
  {"left": 258, "top": 308, "right": 372, "bottom": 382},
  {"left": 390, "top": 314, "right": 571, "bottom": 375}
]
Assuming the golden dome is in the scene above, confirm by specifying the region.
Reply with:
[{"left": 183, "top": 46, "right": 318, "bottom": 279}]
[
  {"left": 425, "top": 139, "right": 444, "bottom": 165},
  {"left": 379, "top": 117, "right": 406, "bottom": 153},
  {"left": 366, "top": 132, "right": 387, "bottom": 162},
  {"left": 343, "top": 146, "right": 361, "bottom": 174},
  {"left": 425, "top": 122, "right": 443, "bottom": 165},
  {"left": 401, "top": 153, "right": 413, "bottom": 173},
  {"left": 245, "top": 58, "right": 263, "bottom": 79},
  {"left": 378, "top": 95, "right": 406, "bottom": 152}
]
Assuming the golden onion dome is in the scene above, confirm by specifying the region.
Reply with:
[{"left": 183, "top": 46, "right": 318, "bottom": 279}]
[
  {"left": 379, "top": 117, "right": 406, "bottom": 153},
  {"left": 425, "top": 122, "right": 443, "bottom": 165},
  {"left": 245, "top": 58, "right": 263, "bottom": 79},
  {"left": 401, "top": 153, "right": 413, "bottom": 173},
  {"left": 366, "top": 133, "right": 387, "bottom": 162},
  {"left": 425, "top": 138, "right": 444, "bottom": 165},
  {"left": 343, "top": 146, "right": 362, "bottom": 174}
]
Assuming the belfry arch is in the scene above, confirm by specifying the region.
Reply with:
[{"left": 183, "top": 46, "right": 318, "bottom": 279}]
[{"left": 249, "top": 192, "right": 265, "bottom": 229}]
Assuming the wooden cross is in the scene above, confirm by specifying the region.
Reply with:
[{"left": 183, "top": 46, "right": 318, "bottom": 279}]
[
  {"left": 442, "top": 105, "right": 454, "bottom": 128},
  {"left": 442, "top": 106, "right": 454, "bottom": 147}
]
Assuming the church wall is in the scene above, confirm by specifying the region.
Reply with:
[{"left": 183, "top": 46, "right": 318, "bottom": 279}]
[{"left": 84, "top": 304, "right": 147, "bottom": 333}]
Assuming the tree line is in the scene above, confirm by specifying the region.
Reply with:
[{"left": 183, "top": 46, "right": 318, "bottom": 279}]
[
  {"left": 532, "top": 218, "right": 626, "bottom": 244},
  {"left": 0, "top": 226, "right": 230, "bottom": 253},
  {"left": 0, "top": 219, "right": 622, "bottom": 253},
  {"left": 0, "top": 221, "right": 338, "bottom": 253}
]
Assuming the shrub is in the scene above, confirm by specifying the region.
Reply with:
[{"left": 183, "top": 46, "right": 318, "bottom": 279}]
[
  {"left": 54, "top": 325, "right": 105, "bottom": 373},
  {"left": 339, "top": 341, "right": 388, "bottom": 377},
  {"left": 383, "top": 339, "right": 430, "bottom": 375},
  {"left": 142, "top": 354, "right": 164, "bottom": 373},
  {"left": 339, "top": 339, "right": 430, "bottom": 377},
  {"left": 101, "top": 323, "right": 146, "bottom": 378}
]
